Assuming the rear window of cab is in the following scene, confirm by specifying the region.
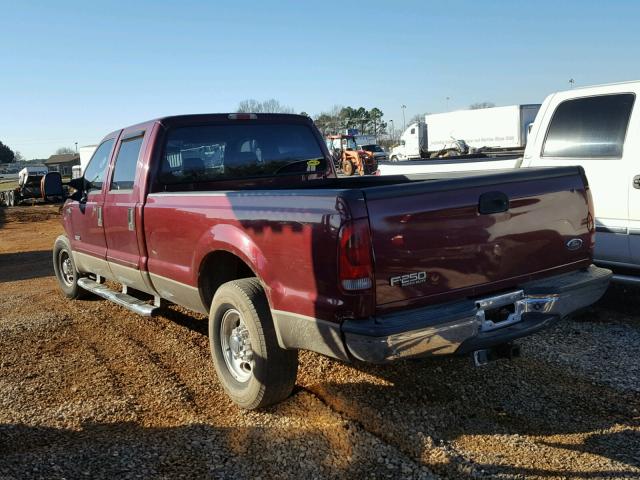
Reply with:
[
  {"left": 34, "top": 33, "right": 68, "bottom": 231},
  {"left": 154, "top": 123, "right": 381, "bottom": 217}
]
[{"left": 158, "top": 123, "right": 326, "bottom": 186}]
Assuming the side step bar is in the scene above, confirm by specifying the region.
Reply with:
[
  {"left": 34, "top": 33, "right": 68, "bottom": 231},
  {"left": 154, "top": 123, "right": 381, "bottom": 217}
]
[{"left": 77, "top": 278, "right": 159, "bottom": 317}]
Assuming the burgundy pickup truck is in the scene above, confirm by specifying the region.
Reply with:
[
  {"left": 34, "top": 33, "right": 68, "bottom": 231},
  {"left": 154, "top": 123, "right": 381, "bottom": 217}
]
[{"left": 52, "top": 113, "right": 610, "bottom": 409}]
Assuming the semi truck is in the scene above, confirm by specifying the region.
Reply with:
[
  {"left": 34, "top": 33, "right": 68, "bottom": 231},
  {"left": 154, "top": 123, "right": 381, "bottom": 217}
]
[{"left": 389, "top": 104, "right": 541, "bottom": 161}]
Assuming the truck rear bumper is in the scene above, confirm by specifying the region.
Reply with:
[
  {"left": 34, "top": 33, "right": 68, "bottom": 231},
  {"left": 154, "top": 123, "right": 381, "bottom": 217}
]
[{"left": 342, "top": 265, "right": 611, "bottom": 363}]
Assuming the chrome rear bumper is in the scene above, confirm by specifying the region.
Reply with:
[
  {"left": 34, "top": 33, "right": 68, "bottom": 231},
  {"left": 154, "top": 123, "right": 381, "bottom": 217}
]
[{"left": 342, "top": 265, "right": 611, "bottom": 363}]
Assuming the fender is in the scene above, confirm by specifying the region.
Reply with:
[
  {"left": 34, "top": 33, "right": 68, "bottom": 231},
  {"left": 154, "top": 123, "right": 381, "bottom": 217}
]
[{"left": 192, "top": 223, "right": 274, "bottom": 303}]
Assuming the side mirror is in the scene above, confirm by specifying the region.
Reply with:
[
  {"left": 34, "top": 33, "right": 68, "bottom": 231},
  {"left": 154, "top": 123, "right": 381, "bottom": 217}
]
[
  {"left": 41, "top": 172, "right": 64, "bottom": 201},
  {"left": 68, "top": 177, "right": 84, "bottom": 191},
  {"left": 67, "top": 176, "right": 86, "bottom": 202}
]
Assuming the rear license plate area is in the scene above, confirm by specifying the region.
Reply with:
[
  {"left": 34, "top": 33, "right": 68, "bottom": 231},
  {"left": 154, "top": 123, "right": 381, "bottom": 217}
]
[{"left": 476, "top": 290, "right": 524, "bottom": 332}]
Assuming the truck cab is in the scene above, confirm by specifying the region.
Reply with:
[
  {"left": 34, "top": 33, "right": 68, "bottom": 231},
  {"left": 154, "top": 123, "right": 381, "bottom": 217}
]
[
  {"left": 389, "top": 122, "right": 426, "bottom": 161},
  {"left": 522, "top": 81, "right": 640, "bottom": 284}
]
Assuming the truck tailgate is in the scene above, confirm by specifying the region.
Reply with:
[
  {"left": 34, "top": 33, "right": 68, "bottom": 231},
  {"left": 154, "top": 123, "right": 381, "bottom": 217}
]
[{"left": 364, "top": 167, "right": 593, "bottom": 311}]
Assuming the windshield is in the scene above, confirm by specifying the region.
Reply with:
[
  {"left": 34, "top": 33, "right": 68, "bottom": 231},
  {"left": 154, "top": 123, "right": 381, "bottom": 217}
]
[
  {"left": 160, "top": 123, "right": 326, "bottom": 184},
  {"left": 361, "top": 144, "right": 383, "bottom": 152}
]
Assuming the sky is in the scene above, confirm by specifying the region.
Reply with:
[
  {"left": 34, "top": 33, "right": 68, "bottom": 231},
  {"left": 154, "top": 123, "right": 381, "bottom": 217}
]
[{"left": 2, "top": 0, "right": 640, "bottom": 159}]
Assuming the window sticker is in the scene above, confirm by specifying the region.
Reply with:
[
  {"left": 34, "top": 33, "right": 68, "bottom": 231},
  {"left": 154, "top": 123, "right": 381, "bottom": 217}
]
[{"left": 307, "top": 159, "right": 320, "bottom": 172}]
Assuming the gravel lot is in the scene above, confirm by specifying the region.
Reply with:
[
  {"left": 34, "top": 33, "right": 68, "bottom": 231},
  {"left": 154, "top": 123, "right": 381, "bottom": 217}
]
[{"left": 0, "top": 205, "right": 639, "bottom": 479}]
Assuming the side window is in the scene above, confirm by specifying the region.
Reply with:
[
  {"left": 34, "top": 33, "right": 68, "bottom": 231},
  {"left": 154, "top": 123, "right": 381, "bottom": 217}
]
[
  {"left": 542, "top": 93, "right": 635, "bottom": 158},
  {"left": 110, "top": 135, "right": 144, "bottom": 190},
  {"left": 84, "top": 139, "right": 114, "bottom": 192}
]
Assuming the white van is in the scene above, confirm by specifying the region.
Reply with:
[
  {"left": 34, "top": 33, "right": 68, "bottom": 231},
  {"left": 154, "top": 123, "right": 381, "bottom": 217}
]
[{"left": 522, "top": 81, "right": 640, "bottom": 284}]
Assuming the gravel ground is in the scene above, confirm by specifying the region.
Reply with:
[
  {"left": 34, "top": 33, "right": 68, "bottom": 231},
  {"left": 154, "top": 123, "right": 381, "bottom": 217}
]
[{"left": 0, "top": 205, "right": 639, "bottom": 479}]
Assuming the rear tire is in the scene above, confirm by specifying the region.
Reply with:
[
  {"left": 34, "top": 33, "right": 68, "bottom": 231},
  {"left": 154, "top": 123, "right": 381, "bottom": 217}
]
[
  {"left": 342, "top": 160, "right": 354, "bottom": 176},
  {"left": 53, "top": 235, "right": 87, "bottom": 299},
  {"left": 390, "top": 156, "right": 398, "bottom": 162},
  {"left": 209, "top": 278, "right": 298, "bottom": 410},
  {"left": 8, "top": 191, "right": 15, "bottom": 207}
]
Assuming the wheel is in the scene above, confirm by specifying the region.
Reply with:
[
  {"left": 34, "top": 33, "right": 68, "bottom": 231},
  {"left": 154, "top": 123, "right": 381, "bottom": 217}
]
[
  {"left": 342, "top": 160, "right": 354, "bottom": 176},
  {"left": 390, "top": 156, "right": 398, "bottom": 162},
  {"left": 52, "top": 235, "right": 87, "bottom": 299},
  {"left": 209, "top": 278, "right": 298, "bottom": 409},
  {"left": 8, "top": 191, "right": 15, "bottom": 207}
]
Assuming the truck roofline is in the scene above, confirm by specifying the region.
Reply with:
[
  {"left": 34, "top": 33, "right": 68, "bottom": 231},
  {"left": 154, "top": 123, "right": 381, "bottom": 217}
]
[
  {"left": 95, "top": 113, "right": 319, "bottom": 168},
  {"left": 552, "top": 79, "right": 640, "bottom": 94},
  {"left": 156, "top": 113, "right": 313, "bottom": 128}
]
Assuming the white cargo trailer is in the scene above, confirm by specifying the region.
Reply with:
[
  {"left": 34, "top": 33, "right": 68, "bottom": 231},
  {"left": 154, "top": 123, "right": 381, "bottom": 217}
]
[
  {"left": 426, "top": 104, "right": 540, "bottom": 151},
  {"left": 78, "top": 145, "right": 98, "bottom": 174},
  {"left": 389, "top": 104, "right": 540, "bottom": 161}
]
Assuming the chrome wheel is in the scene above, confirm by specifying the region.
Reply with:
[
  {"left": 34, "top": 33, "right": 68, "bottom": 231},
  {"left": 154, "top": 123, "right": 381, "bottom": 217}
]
[
  {"left": 59, "top": 251, "right": 74, "bottom": 286},
  {"left": 220, "top": 308, "right": 254, "bottom": 382}
]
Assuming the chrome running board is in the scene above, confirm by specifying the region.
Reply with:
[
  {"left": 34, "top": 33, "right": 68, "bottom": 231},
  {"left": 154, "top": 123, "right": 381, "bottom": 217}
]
[{"left": 77, "top": 278, "right": 159, "bottom": 317}]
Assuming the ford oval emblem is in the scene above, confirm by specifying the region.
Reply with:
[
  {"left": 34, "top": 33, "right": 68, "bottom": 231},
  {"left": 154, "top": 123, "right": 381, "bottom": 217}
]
[{"left": 566, "top": 238, "right": 583, "bottom": 251}]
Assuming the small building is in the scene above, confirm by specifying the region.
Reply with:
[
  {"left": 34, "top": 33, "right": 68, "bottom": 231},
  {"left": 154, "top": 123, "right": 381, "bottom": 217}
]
[{"left": 45, "top": 153, "right": 80, "bottom": 177}]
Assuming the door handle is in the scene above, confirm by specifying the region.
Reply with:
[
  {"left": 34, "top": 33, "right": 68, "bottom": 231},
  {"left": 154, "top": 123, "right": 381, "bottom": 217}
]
[
  {"left": 97, "top": 206, "right": 103, "bottom": 227},
  {"left": 634, "top": 175, "right": 640, "bottom": 189},
  {"left": 127, "top": 207, "right": 135, "bottom": 231}
]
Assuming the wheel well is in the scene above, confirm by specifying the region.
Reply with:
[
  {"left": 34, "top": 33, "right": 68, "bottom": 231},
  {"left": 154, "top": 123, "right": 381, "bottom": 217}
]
[{"left": 199, "top": 251, "right": 256, "bottom": 309}]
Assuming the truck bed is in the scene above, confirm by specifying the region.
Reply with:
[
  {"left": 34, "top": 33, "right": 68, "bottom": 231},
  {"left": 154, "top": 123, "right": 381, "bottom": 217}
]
[{"left": 145, "top": 166, "right": 592, "bottom": 322}]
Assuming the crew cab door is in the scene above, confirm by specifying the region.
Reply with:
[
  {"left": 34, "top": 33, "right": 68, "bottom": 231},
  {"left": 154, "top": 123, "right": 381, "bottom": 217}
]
[
  {"left": 525, "top": 92, "right": 636, "bottom": 265},
  {"left": 103, "top": 128, "right": 154, "bottom": 294},
  {"left": 68, "top": 137, "right": 116, "bottom": 278},
  {"left": 625, "top": 99, "right": 640, "bottom": 264}
]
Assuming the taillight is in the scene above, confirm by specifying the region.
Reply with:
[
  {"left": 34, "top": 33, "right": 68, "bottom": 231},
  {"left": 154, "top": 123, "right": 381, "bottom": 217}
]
[
  {"left": 586, "top": 186, "right": 596, "bottom": 254},
  {"left": 338, "top": 219, "right": 373, "bottom": 291}
]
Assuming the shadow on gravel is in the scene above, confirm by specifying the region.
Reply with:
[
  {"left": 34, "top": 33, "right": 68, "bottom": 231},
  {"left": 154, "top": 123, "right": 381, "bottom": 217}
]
[
  {"left": 154, "top": 302, "right": 640, "bottom": 478},
  {"left": 0, "top": 422, "right": 242, "bottom": 478},
  {"left": 588, "top": 282, "right": 640, "bottom": 319},
  {"left": 0, "top": 421, "right": 417, "bottom": 478},
  {"left": 304, "top": 355, "right": 640, "bottom": 479},
  {"left": 160, "top": 306, "right": 208, "bottom": 336},
  {"left": 0, "top": 250, "right": 52, "bottom": 283}
]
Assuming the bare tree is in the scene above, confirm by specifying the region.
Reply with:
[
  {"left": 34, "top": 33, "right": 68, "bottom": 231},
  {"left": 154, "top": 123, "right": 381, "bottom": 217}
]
[
  {"left": 469, "top": 102, "right": 496, "bottom": 110},
  {"left": 237, "top": 98, "right": 294, "bottom": 114},
  {"left": 313, "top": 105, "right": 344, "bottom": 135},
  {"left": 408, "top": 113, "right": 430, "bottom": 125},
  {"left": 13, "top": 151, "right": 25, "bottom": 162},
  {"left": 55, "top": 147, "right": 75, "bottom": 155}
]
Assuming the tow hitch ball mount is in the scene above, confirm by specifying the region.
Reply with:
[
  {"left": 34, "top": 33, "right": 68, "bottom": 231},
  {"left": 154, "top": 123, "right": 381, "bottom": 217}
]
[{"left": 472, "top": 343, "right": 521, "bottom": 367}]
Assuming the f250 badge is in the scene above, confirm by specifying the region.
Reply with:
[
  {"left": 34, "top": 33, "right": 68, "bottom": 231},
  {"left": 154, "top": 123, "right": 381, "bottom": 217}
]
[{"left": 390, "top": 271, "right": 428, "bottom": 287}]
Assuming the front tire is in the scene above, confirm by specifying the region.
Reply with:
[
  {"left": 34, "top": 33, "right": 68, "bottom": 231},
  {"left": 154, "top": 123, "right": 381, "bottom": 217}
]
[
  {"left": 342, "top": 160, "right": 354, "bottom": 176},
  {"left": 209, "top": 278, "right": 298, "bottom": 409},
  {"left": 53, "top": 235, "right": 86, "bottom": 299}
]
